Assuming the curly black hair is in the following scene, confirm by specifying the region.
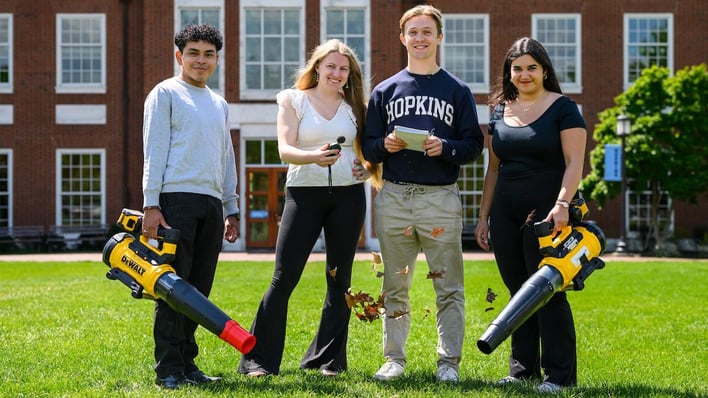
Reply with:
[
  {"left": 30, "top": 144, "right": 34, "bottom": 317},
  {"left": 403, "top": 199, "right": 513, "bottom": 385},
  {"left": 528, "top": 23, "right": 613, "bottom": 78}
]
[{"left": 174, "top": 24, "right": 223, "bottom": 52}]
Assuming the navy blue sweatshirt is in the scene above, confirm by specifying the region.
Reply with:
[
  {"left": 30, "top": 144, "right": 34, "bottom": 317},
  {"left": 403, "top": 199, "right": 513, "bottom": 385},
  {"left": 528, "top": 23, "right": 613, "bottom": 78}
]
[{"left": 363, "top": 68, "right": 484, "bottom": 185}]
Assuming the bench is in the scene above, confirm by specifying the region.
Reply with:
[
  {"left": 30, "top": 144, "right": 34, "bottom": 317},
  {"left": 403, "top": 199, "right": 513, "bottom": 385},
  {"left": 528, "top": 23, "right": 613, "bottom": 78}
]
[
  {"left": 0, "top": 225, "right": 45, "bottom": 253},
  {"left": 46, "top": 224, "right": 110, "bottom": 252}
]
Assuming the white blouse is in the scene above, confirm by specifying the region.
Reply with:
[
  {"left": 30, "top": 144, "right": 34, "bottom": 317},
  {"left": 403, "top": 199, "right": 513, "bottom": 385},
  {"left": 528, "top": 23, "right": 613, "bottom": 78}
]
[{"left": 277, "top": 89, "right": 363, "bottom": 187}]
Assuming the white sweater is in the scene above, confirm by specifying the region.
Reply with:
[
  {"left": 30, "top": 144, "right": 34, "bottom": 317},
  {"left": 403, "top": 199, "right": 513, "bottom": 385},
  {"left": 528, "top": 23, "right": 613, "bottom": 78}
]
[{"left": 142, "top": 77, "right": 239, "bottom": 216}]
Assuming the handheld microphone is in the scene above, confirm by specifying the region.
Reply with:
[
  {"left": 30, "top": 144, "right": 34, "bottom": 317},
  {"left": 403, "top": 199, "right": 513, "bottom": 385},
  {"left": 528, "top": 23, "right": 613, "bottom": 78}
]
[
  {"left": 327, "top": 136, "right": 345, "bottom": 193},
  {"left": 328, "top": 136, "right": 346, "bottom": 155}
]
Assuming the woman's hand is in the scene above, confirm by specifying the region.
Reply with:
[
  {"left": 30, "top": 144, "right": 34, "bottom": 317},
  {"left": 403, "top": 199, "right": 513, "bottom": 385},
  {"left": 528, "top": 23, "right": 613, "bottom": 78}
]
[
  {"left": 475, "top": 217, "right": 491, "bottom": 251},
  {"left": 314, "top": 143, "right": 341, "bottom": 167},
  {"left": 544, "top": 204, "right": 570, "bottom": 235},
  {"left": 352, "top": 159, "right": 371, "bottom": 180}
]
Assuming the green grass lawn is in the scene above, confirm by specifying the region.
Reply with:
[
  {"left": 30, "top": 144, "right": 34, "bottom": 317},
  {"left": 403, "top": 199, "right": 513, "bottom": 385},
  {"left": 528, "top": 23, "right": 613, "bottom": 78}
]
[{"left": 0, "top": 256, "right": 706, "bottom": 397}]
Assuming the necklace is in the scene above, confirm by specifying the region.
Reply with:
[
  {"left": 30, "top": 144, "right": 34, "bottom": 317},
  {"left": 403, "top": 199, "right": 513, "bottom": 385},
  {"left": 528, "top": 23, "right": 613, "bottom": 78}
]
[{"left": 517, "top": 98, "right": 536, "bottom": 112}]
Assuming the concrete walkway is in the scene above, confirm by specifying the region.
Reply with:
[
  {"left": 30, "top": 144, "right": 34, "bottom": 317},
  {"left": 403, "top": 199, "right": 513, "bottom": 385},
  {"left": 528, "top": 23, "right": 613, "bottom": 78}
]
[{"left": 0, "top": 250, "right": 695, "bottom": 263}]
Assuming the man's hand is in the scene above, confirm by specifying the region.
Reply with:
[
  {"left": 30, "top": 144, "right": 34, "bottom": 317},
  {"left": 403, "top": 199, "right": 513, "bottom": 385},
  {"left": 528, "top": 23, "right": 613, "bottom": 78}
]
[
  {"left": 224, "top": 216, "right": 240, "bottom": 243},
  {"left": 142, "top": 208, "right": 170, "bottom": 239}
]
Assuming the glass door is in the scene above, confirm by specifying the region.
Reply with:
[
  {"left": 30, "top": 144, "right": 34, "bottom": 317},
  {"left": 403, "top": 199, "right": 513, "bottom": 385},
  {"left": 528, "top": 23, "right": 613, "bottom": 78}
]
[{"left": 245, "top": 167, "right": 287, "bottom": 248}]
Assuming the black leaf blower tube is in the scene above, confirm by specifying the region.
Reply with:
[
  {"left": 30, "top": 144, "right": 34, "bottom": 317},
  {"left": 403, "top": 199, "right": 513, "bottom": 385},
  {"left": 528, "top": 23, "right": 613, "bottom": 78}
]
[
  {"left": 102, "top": 209, "right": 255, "bottom": 354},
  {"left": 477, "top": 199, "right": 606, "bottom": 355}
]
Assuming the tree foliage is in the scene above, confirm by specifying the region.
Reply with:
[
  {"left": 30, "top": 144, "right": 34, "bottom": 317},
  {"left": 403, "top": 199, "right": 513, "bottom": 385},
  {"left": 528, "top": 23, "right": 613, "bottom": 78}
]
[
  {"left": 582, "top": 64, "right": 708, "bottom": 205},
  {"left": 581, "top": 64, "right": 708, "bottom": 245}
]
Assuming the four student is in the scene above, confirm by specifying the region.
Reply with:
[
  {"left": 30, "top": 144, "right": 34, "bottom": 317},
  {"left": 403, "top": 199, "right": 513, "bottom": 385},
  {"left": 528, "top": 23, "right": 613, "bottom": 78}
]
[{"left": 142, "top": 4, "right": 588, "bottom": 394}]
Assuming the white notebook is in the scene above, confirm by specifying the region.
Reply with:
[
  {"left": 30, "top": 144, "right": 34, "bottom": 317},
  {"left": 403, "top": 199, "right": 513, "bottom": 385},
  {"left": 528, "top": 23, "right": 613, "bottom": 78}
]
[{"left": 393, "top": 125, "right": 429, "bottom": 152}]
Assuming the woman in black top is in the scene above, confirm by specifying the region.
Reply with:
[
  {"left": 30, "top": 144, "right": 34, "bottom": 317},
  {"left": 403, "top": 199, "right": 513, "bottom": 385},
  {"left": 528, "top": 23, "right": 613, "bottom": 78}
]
[{"left": 475, "top": 37, "right": 587, "bottom": 394}]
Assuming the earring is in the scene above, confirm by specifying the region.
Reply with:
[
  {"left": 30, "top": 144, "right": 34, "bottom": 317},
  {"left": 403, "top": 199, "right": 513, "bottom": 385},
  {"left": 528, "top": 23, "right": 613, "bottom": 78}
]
[
  {"left": 544, "top": 74, "right": 548, "bottom": 80},
  {"left": 316, "top": 72, "right": 319, "bottom": 82},
  {"left": 345, "top": 80, "right": 349, "bottom": 88}
]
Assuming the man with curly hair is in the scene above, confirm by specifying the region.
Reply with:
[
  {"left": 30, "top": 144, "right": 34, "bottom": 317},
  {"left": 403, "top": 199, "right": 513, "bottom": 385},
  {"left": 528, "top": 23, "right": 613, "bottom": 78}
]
[{"left": 141, "top": 24, "right": 240, "bottom": 389}]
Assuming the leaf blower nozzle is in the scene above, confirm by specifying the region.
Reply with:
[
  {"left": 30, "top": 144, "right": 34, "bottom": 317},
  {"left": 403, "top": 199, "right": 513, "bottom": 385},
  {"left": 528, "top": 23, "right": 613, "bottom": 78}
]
[
  {"left": 102, "top": 209, "right": 256, "bottom": 354},
  {"left": 477, "top": 198, "right": 605, "bottom": 354}
]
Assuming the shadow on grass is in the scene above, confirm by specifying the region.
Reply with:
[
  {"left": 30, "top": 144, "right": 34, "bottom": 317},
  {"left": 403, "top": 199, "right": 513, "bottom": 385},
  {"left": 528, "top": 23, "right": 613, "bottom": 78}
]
[{"left": 185, "top": 369, "right": 706, "bottom": 398}]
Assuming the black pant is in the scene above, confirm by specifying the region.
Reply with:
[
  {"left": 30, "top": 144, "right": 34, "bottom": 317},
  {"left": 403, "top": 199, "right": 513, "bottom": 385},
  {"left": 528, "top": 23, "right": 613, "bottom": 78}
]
[
  {"left": 153, "top": 192, "right": 224, "bottom": 378},
  {"left": 489, "top": 170, "right": 577, "bottom": 386},
  {"left": 239, "top": 184, "right": 366, "bottom": 375}
]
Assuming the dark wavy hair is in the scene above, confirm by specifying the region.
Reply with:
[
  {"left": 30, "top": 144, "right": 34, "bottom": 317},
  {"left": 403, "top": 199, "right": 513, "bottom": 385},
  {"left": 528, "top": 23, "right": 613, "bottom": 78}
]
[
  {"left": 490, "top": 37, "right": 562, "bottom": 106},
  {"left": 174, "top": 24, "right": 223, "bottom": 52}
]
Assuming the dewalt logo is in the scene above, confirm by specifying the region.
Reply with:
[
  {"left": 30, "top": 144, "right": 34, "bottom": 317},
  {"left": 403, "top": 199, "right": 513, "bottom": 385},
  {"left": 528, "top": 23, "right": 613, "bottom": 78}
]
[{"left": 121, "top": 255, "right": 146, "bottom": 276}]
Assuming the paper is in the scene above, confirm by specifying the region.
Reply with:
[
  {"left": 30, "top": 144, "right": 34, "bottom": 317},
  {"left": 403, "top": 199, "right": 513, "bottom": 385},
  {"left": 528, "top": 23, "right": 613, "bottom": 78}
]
[{"left": 393, "top": 125, "right": 429, "bottom": 152}]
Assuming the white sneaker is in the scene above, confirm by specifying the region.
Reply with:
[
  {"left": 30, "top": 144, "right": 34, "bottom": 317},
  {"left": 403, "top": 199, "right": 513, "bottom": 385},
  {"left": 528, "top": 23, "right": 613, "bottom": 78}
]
[
  {"left": 373, "top": 361, "right": 404, "bottom": 381},
  {"left": 497, "top": 376, "right": 521, "bottom": 385},
  {"left": 436, "top": 365, "right": 459, "bottom": 383},
  {"left": 538, "top": 381, "right": 563, "bottom": 393}
]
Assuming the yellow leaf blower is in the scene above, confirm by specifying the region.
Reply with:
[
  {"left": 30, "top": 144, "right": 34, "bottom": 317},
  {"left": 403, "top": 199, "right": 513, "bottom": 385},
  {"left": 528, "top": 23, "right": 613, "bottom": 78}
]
[
  {"left": 102, "top": 208, "right": 256, "bottom": 354},
  {"left": 477, "top": 198, "right": 606, "bottom": 354}
]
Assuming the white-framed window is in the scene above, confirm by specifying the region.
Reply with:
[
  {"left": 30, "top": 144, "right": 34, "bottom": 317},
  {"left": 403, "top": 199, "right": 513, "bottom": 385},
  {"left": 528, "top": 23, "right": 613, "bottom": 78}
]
[
  {"left": 0, "top": 149, "right": 11, "bottom": 227},
  {"left": 56, "top": 149, "right": 105, "bottom": 226},
  {"left": 244, "top": 139, "right": 283, "bottom": 166},
  {"left": 458, "top": 149, "right": 488, "bottom": 226},
  {"left": 533, "top": 14, "right": 582, "bottom": 94},
  {"left": 175, "top": 0, "right": 225, "bottom": 94},
  {"left": 240, "top": 0, "right": 304, "bottom": 100},
  {"left": 624, "top": 13, "right": 673, "bottom": 87},
  {"left": 0, "top": 14, "right": 13, "bottom": 94},
  {"left": 56, "top": 14, "right": 106, "bottom": 94},
  {"left": 626, "top": 188, "right": 673, "bottom": 251},
  {"left": 321, "top": 0, "right": 370, "bottom": 92},
  {"left": 440, "top": 14, "right": 489, "bottom": 94}
]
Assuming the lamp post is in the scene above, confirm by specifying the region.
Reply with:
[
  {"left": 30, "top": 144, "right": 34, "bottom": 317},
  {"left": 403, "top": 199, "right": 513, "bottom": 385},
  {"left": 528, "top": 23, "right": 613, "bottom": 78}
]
[{"left": 615, "top": 114, "right": 631, "bottom": 254}]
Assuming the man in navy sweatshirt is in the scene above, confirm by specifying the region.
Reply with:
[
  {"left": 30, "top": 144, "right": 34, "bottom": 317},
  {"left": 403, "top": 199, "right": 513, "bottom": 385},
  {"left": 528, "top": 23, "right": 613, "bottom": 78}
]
[{"left": 362, "top": 5, "right": 484, "bottom": 384}]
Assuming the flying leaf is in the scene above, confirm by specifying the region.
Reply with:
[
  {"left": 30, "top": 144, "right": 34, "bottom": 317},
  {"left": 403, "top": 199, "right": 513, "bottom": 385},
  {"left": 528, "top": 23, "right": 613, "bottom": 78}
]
[
  {"left": 388, "top": 310, "right": 410, "bottom": 319},
  {"left": 426, "top": 269, "right": 446, "bottom": 279},
  {"left": 396, "top": 265, "right": 409, "bottom": 275},
  {"left": 422, "top": 307, "right": 431, "bottom": 320},
  {"left": 486, "top": 287, "right": 498, "bottom": 303},
  {"left": 522, "top": 209, "right": 537, "bottom": 229},
  {"left": 328, "top": 266, "right": 337, "bottom": 278},
  {"left": 345, "top": 289, "right": 386, "bottom": 322},
  {"left": 372, "top": 251, "right": 383, "bottom": 264},
  {"left": 403, "top": 225, "right": 415, "bottom": 236},
  {"left": 431, "top": 227, "right": 445, "bottom": 238}
]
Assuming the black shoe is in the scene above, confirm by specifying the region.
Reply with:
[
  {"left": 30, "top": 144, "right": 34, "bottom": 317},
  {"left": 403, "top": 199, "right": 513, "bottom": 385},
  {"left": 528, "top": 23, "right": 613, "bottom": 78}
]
[
  {"left": 185, "top": 369, "right": 222, "bottom": 384},
  {"left": 155, "top": 373, "right": 194, "bottom": 389}
]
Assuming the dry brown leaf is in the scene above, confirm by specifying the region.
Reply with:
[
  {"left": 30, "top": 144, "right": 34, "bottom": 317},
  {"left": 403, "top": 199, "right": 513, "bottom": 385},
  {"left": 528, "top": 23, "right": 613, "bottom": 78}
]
[
  {"left": 396, "top": 265, "right": 409, "bottom": 275},
  {"left": 431, "top": 227, "right": 445, "bottom": 238},
  {"left": 371, "top": 251, "right": 382, "bottom": 264},
  {"left": 403, "top": 225, "right": 415, "bottom": 236},
  {"left": 388, "top": 310, "right": 410, "bottom": 319},
  {"left": 345, "top": 289, "right": 386, "bottom": 322},
  {"left": 486, "top": 287, "right": 498, "bottom": 303},
  {"left": 422, "top": 307, "right": 431, "bottom": 320},
  {"left": 328, "top": 266, "right": 337, "bottom": 278},
  {"left": 426, "top": 269, "right": 446, "bottom": 279}
]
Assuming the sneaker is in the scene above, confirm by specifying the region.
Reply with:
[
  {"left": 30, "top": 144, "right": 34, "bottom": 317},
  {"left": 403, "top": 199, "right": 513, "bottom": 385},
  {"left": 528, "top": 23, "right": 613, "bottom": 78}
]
[
  {"left": 245, "top": 370, "right": 270, "bottom": 378},
  {"left": 320, "top": 369, "right": 339, "bottom": 377},
  {"left": 497, "top": 376, "right": 521, "bottom": 386},
  {"left": 373, "top": 361, "right": 404, "bottom": 381},
  {"left": 538, "top": 381, "right": 564, "bottom": 393},
  {"left": 184, "top": 369, "right": 222, "bottom": 384},
  {"left": 155, "top": 373, "right": 194, "bottom": 389},
  {"left": 436, "top": 365, "right": 459, "bottom": 383}
]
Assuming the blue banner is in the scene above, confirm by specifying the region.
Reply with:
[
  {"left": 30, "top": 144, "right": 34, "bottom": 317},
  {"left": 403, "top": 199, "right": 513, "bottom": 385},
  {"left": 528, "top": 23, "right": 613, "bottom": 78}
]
[{"left": 604, "top": 144, "right": 622, "bottom": 182}]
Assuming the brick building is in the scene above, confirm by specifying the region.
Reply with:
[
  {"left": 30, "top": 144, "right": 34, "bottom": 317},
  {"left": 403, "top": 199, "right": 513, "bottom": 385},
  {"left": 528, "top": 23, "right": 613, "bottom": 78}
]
[{"left": 0, "top": 0, "right": 705, "bottom": 252}]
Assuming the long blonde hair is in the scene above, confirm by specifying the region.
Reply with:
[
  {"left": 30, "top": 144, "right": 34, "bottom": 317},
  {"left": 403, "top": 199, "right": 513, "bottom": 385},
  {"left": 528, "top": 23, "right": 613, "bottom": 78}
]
[{"left": 293, "top": 39, "right": 382, "bottom": 189}]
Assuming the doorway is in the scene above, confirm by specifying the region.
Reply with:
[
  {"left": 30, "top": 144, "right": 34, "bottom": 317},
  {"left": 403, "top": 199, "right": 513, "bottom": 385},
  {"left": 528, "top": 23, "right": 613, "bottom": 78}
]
[{"left": 244, "top": 167, "right": 287, "bottom": 249}]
